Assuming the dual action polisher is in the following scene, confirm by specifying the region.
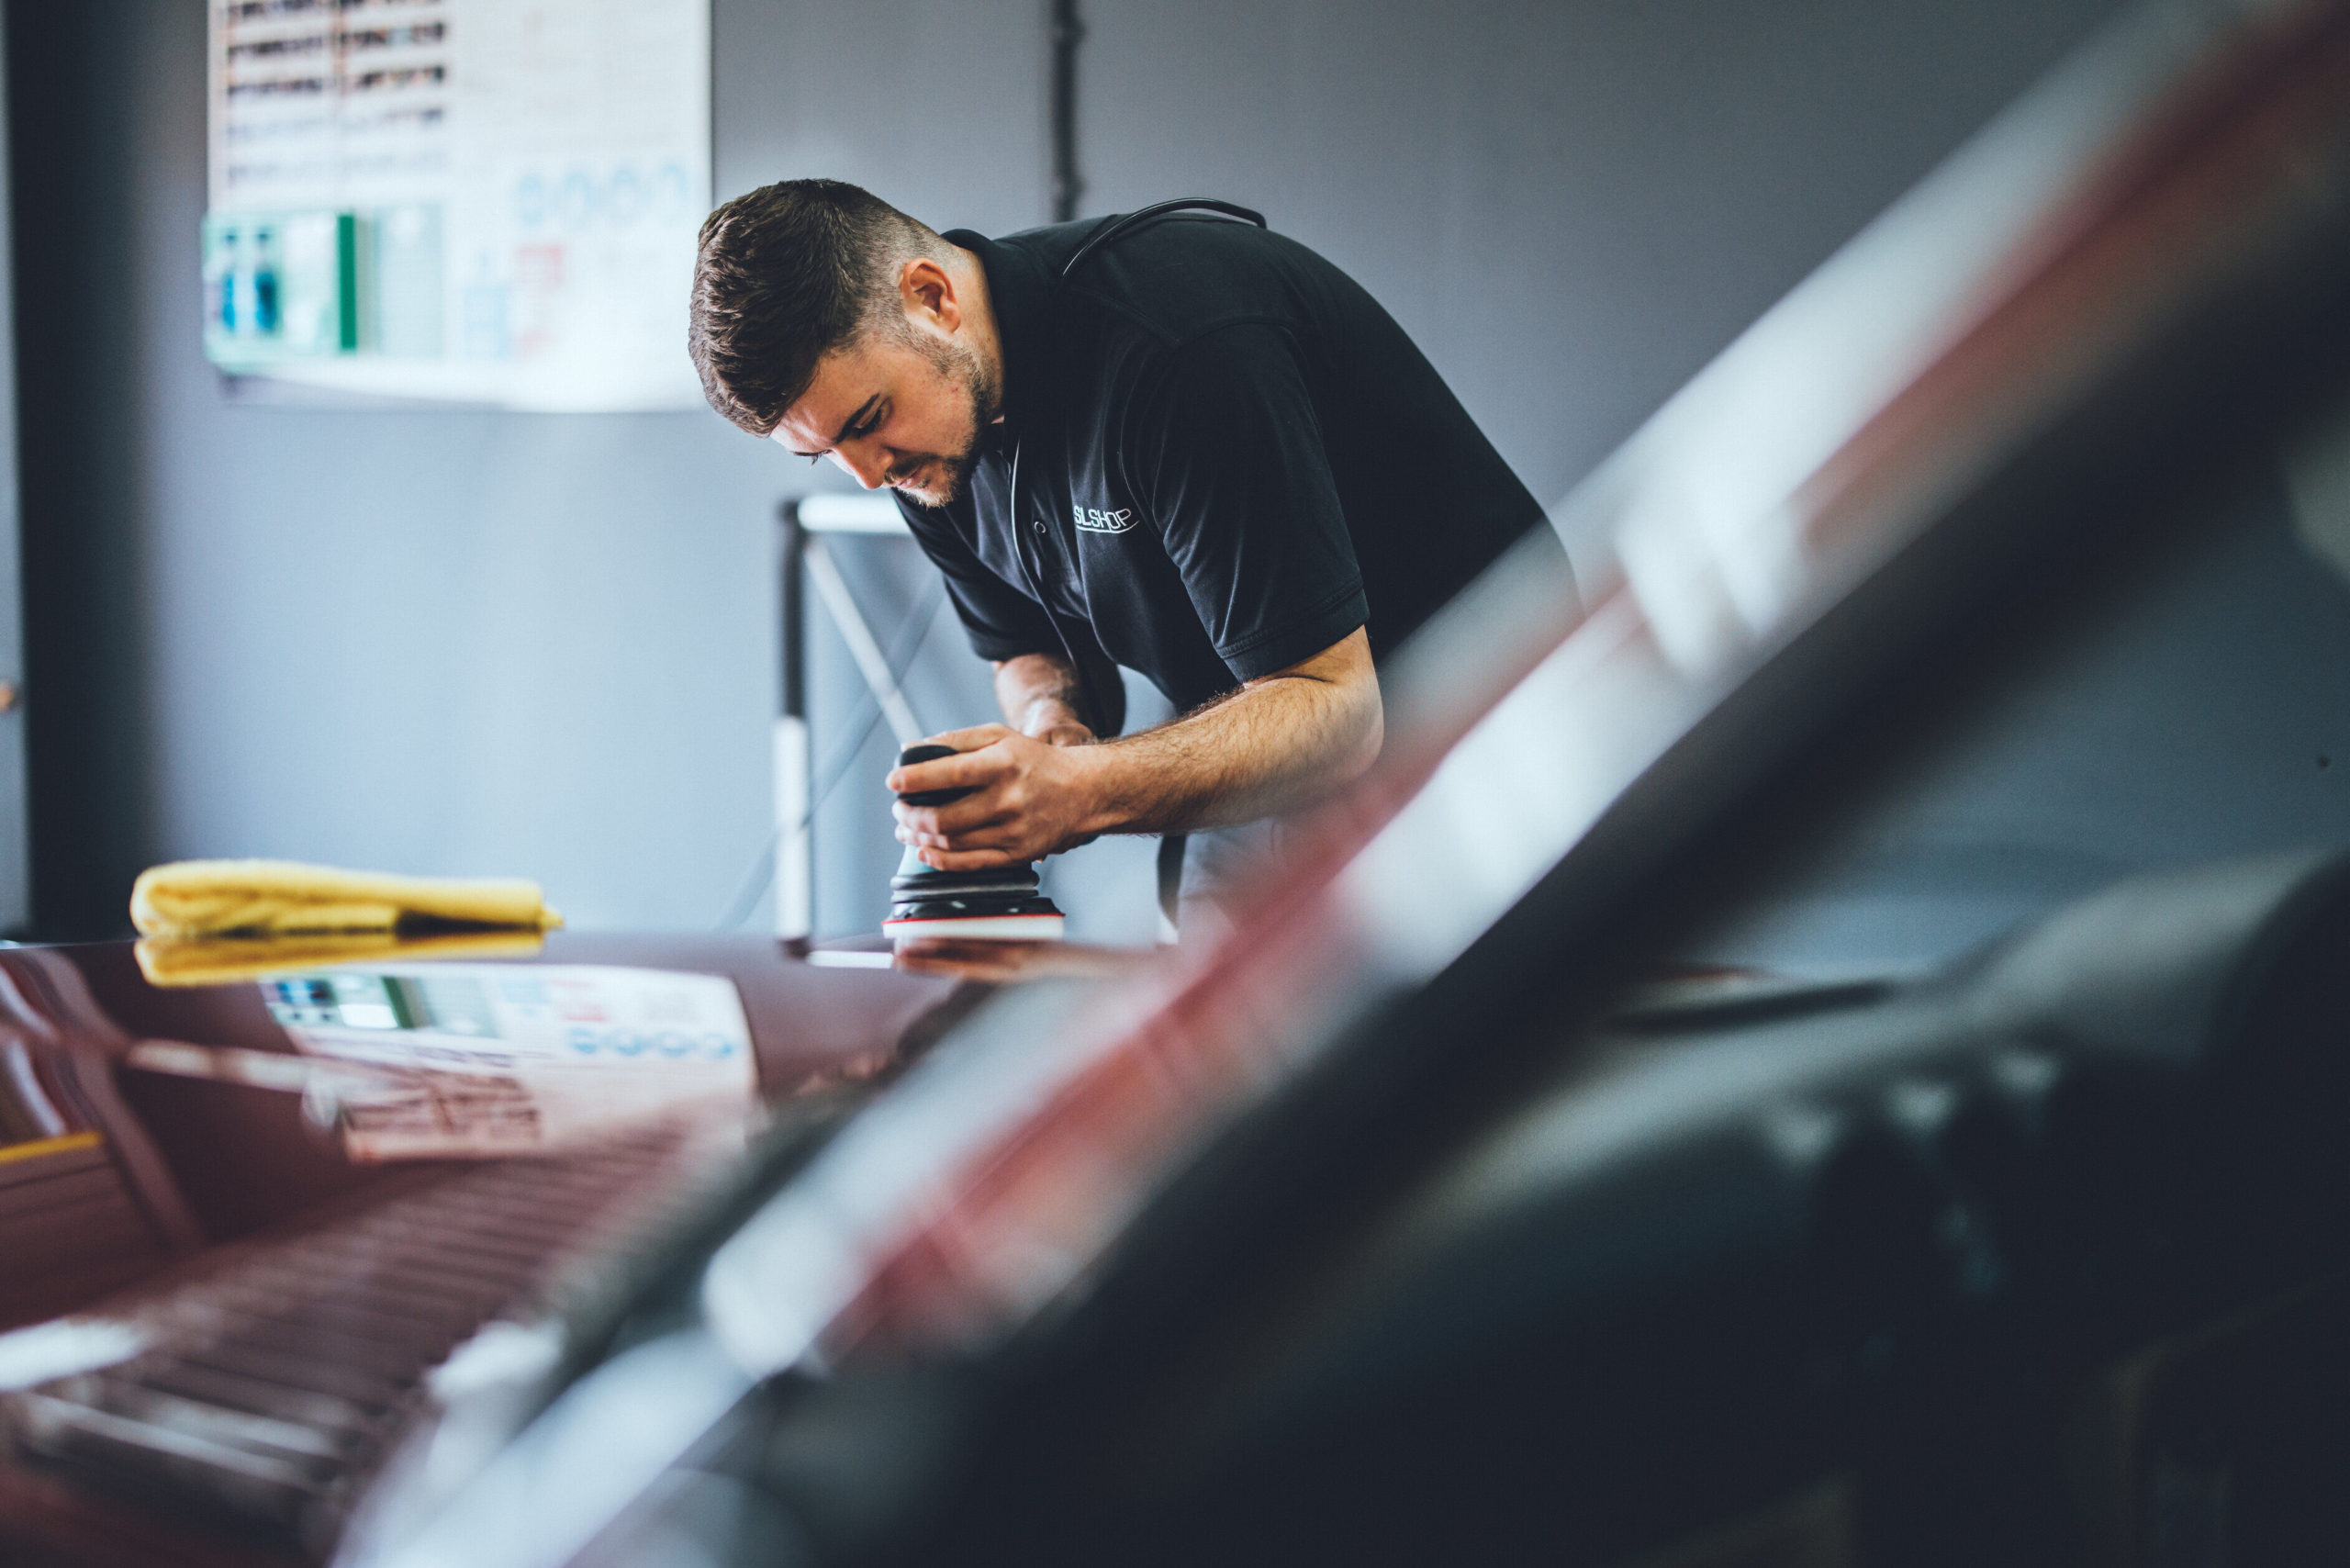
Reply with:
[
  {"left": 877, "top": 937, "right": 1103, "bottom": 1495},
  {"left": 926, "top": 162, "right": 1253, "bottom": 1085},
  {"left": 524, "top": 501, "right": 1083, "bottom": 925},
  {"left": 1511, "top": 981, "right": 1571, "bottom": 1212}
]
[{"left": 883, "top": 742, "right": 1066, "bottom": 943}]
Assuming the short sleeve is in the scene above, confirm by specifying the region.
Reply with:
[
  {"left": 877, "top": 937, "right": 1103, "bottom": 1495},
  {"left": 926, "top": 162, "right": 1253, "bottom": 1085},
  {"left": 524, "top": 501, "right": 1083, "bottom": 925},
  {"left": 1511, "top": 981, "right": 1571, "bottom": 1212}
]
[
  {"left": 1127, "top": 323, "right": 1368, "bottom": 680},
  {"left": 893, "top": 491, "right": 1061, "bottom": 664}
]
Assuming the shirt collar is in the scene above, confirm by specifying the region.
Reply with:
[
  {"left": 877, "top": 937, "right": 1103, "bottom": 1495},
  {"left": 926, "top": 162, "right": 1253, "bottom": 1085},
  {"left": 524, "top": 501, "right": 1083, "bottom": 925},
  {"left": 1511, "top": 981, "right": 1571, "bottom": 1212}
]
[{"left": 946, "top": 229, "right": 1057, "bottom": 446}]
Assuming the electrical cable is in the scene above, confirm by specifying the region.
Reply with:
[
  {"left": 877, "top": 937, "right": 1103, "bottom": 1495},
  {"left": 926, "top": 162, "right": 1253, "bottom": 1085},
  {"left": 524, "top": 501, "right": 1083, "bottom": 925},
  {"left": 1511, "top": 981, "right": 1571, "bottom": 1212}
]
[{"left": 1048, "top": 0, "right": 1085, "bottom": 223}]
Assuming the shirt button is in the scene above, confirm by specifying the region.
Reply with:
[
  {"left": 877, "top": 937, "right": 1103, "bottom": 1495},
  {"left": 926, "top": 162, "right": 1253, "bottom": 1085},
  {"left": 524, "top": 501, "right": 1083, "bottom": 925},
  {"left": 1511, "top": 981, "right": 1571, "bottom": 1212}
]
[{"left": 1032, "top": 520, "right": 1046, "bottom": 533}]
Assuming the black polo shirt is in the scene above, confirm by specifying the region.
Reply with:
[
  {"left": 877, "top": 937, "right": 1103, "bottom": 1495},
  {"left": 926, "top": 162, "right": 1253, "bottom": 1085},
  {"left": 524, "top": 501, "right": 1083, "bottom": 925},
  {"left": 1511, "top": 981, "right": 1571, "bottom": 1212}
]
[{"left": 894, "top": 213, "right": 1557, "bottom": 717}]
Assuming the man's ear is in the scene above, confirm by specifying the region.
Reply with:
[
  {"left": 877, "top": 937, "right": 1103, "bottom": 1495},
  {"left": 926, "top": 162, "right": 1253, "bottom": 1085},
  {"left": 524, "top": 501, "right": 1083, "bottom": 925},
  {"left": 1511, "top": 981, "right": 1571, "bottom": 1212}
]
[{"left": 900, "top": 257, "right": 961, "bottom": 337}]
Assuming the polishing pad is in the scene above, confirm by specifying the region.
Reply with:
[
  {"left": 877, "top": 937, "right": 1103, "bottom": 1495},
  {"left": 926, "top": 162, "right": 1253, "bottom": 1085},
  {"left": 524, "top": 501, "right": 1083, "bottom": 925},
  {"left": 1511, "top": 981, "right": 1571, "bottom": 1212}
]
[
  {"left": 882, "top": 911, "right": 1067, "bottom": 941},
  {"left": 886, "top": 744, "right": 1067, "bottom": 944}
]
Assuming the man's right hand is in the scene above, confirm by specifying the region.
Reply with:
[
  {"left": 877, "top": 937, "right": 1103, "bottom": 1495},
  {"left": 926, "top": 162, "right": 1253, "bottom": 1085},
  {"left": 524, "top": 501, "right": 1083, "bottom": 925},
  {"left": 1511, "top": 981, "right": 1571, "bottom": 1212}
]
[
  {"left": 1021, "top": 711, "right": 1100, "bottom": 846},
  {"left": 889, "top": 724, "right": 1108, "bottom": 868}
]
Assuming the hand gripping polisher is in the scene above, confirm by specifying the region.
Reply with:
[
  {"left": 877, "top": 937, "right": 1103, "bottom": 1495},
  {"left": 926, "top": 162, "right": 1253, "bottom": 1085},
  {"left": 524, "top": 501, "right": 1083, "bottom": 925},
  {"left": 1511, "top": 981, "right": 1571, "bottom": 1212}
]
[{"left": 882, "top": 743, "right": 1067, "bottom": 943}]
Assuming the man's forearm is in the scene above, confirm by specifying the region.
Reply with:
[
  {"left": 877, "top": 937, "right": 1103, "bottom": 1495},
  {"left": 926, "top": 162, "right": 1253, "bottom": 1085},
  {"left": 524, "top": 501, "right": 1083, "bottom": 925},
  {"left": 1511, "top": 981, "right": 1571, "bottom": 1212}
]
[
  {"left": 1069, "top": 647, "right": 1382, "bottom": 836},
  {"left": 895, "top": 629, "right": 1381, "bottom": 869}
]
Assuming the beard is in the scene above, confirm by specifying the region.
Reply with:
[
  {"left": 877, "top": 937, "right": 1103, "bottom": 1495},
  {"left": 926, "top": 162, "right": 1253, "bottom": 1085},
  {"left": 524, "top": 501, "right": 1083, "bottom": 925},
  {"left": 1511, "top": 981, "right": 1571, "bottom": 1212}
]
[{"left": 886, "top": 332, "right": 1002, "bottom": 509}]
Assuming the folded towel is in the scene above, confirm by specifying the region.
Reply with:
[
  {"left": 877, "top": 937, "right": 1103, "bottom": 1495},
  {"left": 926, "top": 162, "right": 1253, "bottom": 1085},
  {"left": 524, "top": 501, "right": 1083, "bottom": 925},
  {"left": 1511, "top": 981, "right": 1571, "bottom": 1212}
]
[
  {"left": 134, "top": 928, "right": 549, "bottom": 988},
  {"left": 130, "top": 859, "right": 564, "bottom": 939}
]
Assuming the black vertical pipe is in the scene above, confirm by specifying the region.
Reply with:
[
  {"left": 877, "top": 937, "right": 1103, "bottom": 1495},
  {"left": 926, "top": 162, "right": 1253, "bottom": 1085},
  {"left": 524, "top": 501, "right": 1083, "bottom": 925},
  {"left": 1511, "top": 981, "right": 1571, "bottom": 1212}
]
[
  {"left": 779, "top": 500, "right": 805, "bottom": 728},
  {"left": 1049, "top": 0, "right": 1084, "bottom": 222}
]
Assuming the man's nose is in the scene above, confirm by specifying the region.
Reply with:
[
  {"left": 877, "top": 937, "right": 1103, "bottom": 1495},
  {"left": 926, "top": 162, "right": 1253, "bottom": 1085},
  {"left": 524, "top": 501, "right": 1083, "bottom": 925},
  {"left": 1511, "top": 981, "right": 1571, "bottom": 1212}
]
[{"left": 830, "top": 442, "right": 891, "bottom": 490}]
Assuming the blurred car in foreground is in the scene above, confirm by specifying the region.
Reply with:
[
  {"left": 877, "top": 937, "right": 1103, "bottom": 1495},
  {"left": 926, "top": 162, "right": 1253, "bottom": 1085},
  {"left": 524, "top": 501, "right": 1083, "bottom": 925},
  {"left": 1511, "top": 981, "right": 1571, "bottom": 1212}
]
[{"left": 10, "top": 0, "right": 2350, "bottom": 1563}]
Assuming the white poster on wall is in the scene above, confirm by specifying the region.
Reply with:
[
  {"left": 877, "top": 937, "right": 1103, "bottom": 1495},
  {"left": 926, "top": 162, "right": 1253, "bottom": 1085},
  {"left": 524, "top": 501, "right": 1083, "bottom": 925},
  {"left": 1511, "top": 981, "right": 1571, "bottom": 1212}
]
[{"left": 207, "top": 0, "right": 711, "bottom": 411}]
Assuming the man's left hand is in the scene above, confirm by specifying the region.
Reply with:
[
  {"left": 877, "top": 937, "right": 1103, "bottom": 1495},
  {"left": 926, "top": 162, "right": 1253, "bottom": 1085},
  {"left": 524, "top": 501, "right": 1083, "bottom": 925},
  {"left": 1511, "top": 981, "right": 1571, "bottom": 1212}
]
[{"left": 889, "top": 723, "right": 1102, "bottom": 869}]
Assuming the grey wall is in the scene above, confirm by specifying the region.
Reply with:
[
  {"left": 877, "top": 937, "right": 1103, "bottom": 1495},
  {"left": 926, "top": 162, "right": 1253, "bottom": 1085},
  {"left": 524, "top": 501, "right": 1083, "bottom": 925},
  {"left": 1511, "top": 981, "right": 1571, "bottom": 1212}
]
[
  {"left": 7, "top": 0, "right": 2125, "bottom": 940},
  {"left": 1072, "top": 0, "right": 2131, "bottom": 506}
]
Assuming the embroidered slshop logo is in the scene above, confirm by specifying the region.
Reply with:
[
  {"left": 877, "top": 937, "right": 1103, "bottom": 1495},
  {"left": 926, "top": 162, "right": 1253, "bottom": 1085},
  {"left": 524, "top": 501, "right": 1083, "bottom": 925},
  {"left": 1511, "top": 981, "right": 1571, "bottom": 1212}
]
[{"left": 1073, "top": 502, "right": 1138, "bottom": 535}]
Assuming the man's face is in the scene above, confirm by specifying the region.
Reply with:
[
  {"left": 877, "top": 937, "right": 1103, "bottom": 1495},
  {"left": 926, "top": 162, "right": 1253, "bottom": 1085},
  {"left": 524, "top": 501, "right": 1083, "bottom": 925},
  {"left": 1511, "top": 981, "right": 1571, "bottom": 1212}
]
[{"left": 773, "top": 322, "right": 998, "bottom": 509}]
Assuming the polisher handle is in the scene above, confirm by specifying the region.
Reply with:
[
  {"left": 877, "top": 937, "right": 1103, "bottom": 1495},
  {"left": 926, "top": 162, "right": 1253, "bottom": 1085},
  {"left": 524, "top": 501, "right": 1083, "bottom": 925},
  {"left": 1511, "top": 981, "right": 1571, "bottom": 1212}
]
[{"left": 895, "top": 742, "right": 978, "bottom": 808}]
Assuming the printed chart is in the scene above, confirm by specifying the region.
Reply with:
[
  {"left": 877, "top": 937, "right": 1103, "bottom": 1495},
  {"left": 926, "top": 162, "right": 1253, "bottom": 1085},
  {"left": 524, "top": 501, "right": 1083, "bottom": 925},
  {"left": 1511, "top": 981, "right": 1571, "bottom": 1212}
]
[{"left": 206, "top": 0, "right": 711, "bottom": 410}]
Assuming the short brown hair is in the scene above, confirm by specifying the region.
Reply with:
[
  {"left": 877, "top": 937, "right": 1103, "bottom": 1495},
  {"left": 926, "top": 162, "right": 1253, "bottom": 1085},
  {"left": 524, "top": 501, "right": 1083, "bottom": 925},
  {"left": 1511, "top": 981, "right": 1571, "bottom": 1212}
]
[{"left": 688, "top": 179, "right": 948, "bottom": 436}]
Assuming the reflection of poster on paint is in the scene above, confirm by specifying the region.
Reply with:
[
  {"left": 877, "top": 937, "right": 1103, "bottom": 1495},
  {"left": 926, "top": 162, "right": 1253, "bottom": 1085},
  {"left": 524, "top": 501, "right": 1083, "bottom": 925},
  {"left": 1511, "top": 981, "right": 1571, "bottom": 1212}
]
[
  {"left": 259, "top": 964, "right": 756, "bottom": 1159},
  {"left": 206, "top": 0, "right": 710, "bottom": 411}
]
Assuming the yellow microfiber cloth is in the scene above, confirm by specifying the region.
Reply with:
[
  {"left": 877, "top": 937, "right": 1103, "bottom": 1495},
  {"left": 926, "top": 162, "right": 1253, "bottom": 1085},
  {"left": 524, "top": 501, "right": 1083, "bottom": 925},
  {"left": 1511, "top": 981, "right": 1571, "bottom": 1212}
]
[
  {"left": 130, "top": 859, "right": 565, "bottom": 939},
  {"left": 133, "top": 928, "right": 549, "bottom": 988}
]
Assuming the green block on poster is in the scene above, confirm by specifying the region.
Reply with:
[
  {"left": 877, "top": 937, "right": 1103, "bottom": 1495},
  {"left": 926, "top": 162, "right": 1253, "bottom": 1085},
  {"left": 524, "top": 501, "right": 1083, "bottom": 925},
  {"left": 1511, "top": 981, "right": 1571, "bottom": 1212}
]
[
  {"left": 201, "top": 207, "right": 377, "bottom": 372},
  {"left": 337, "top": 211, "right": 360, "bottom": 354}
]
